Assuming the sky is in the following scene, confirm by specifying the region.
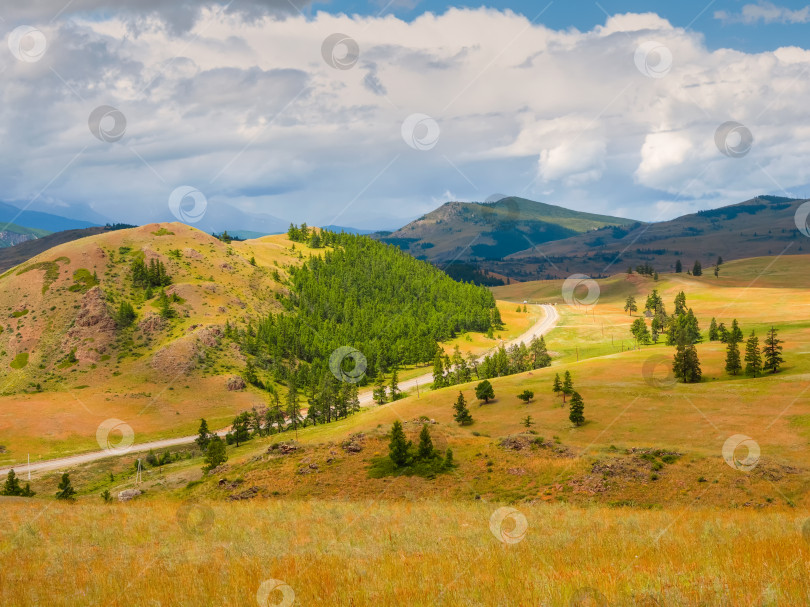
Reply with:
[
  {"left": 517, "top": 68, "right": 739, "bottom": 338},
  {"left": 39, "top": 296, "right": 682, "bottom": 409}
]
[{"left": 1, "top": 0, "right": 809, "bottom": 231}]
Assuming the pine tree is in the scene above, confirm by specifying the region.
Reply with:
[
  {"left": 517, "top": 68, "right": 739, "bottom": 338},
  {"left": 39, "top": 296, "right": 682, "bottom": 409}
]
[
  {"left": 675, "top": 259, "right": 682, "bottom": 273},
  {"left": 432, "top": 352, "right": 446, "bottom": 389},
  {"left": 230, "top": 412, "right": 251, "bottom": 446},
  {"left": 708, "top": 318, "right": 719, "bottom": 341},
  {"left": 744, "top": 331, "right": 763, "bottom": 377},
  {"left": 631, "top": 318, "right": 651, "bottom": 345},
  {"left": 624, "top": 295, "right": 637, "bottom": 315},
  {"left": 389, "top": 367, "right": 401, "bottom": 401},
  {"left": 562, "top": 371, "right": 573, "bottom": 403},
  {"left": 725, "top": 341, "right": 742, "bottom": 376},
  {"left": 203, "top": 436, "right": 228, "bottom": 472},
  {"left": 730, "top": 319, "right": 744, "bottom": 344},
  {"left": 693, "top": 261, "right": 702, "bottom": 276},
  {"left": 569, "top": 391, "right": 585, "bottom": 426},
  {"left": 1, "top": 469, "right": 22, "bottom": 496},
  {"left": 285, "top": 378, "right": 302, "bottom": 436},
  {"left": 417, "top": 424, "right": 435, "bottom": 459},
  {"left": 529, "top": 335, "right": 551, "bottom": 368},
  {"left": 388, "top": 421, "right": 411, "bottom": 467},
  {"left": 115, "top": 301, "right": 136, "bottom": 327},
  {"left": 552, "top": 373, "right": 562, "bottom": 400},
  {"left": 55, "top": 473, "right": 76, "bottom": 501},
  {"left": 718, "top": 322, "right": 729, "bottom": 343},
  {"left": 672, "top": 323, "right": 702, "bottom": 383},
  {"left": 195, "top": 418, "right": 211, "bottom": 450},
  {"left": 101, "top": 489, "right": 113, "bottom": 503},
  {"left": 517, "top": 389, "right": 534, "bottom": 403},
  {"left": 444, "top": 448, "right": 454, "bottom": 469},
  {"left": 491, "top": 306, "right": 503, "bottom": 328},
  {"left": 674, "top": 291, "right": 687, "bottom": 316},
  {"left": 475, "top": 380, "right": 495, "bottom": 404},
  {"left": 453, "top": 391, "right": 473, "bottom": 425},
  {"left": 373, "top": 373, "right": 387, "bottom": 405},
  {"left": 763, "top": 327, "right": 784, "bottom": 374},
  {"left": 523, "top": 415, "right": 534, "bottom": 429}
]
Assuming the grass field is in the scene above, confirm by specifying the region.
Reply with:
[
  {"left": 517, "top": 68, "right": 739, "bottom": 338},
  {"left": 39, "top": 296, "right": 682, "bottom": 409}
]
[{"left": 1, "top": 500, "right": 809, "bottom": 606}]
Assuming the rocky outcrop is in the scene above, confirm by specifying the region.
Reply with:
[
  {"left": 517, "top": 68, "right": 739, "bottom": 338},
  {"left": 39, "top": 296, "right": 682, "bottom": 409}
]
[{"left": 61, "top": 286, "right": 116, "bottom": 362}]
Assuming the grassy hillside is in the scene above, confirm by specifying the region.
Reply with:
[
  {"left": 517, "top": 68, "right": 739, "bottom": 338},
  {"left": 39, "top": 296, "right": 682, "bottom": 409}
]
[
  {"left": 377, "top": 197, "right": 636, "bottom": 263},
  {"left": 491, "top": 195, "right": 808, "bottom": 279}
]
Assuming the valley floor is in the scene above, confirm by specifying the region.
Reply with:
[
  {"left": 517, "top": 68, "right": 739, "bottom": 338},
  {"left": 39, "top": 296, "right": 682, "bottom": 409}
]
[{"left": 1, "top": 499, "right": 808, "bottom": 606}]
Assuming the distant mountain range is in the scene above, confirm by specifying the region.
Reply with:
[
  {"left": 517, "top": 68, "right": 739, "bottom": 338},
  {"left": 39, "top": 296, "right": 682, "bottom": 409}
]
[
  {"left": 0, "top": 201, "right": 99, "bottom": 232},
  {"left": 375, "top": 196, "right": 637, "bottom": 263},
  {"left": 0, "top": 223, "right": 51, "bottom": 248},
  {"left": 375, "top": 195, "right": 810, "bottom": 281}
]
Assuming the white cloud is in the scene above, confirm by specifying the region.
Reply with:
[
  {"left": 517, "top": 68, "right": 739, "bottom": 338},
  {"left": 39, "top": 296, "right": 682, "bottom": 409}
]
[
  {"left": 1, "top": 8, "right": 810, "bottom": 230},
  {"left": 715, "top": 2, "right": 810, "bottom": 25}
]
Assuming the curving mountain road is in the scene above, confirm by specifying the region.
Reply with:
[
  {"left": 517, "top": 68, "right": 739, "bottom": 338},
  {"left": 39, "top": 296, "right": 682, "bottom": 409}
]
[{"left": 0, "top": 304, "right": 558, "bottom": 477}]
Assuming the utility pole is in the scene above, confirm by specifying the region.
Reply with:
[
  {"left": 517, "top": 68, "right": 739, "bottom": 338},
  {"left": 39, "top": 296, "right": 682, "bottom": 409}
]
[
  {"left": 415, "top": 380, "right": 419, "bottom": 398},
  {"left": 28, "top": 454, "right": 30, "bottom": 481}
]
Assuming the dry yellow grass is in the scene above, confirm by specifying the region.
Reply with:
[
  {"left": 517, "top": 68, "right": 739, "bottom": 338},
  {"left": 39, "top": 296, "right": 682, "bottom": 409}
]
[{"left": 1, "top": 499, "right": 809, "bottom": 606}]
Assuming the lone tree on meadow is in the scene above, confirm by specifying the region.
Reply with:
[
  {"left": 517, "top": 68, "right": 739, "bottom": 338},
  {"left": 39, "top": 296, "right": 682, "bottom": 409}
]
[
  {"left": 475, "top": 380, "right": 495, "bottom": 404},
  {"left": 744, "top": 331, "right": 763, "bottom": 377},
  {"left": 763, "top": 327, "right": 784, "bottom": 374},
  {"left": 453, "top": 391, "right": 473, "bottom": 426},
  {"left": 388, "top": 421, "right": 411, "bottom": 467},
  {"left": 624, "top": 295, "right": 638, "bottom": 315},
  {"left": 517, "top": 389, "right": 534, "bottom": 404},
  {"left": 417, "top": 424, "right": 435, "bottom": 459},
  {"left": 523, "top": 415, "right": 534, "bottom": 429},
  {"left": 569, "top": 391, "right": 585, "bottom": 426},
  {"left": 55, "top": 473, "right": 76, "bottom": 501},
  {"left": 203, "top": 436, "right": 228, "bottom": 472},
  {"left": 675, "top": 259, "right": 682, "bottom": 273}
]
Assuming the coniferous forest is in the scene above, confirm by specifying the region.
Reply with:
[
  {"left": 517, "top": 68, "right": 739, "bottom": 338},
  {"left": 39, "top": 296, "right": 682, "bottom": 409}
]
[{"left": 238, "top": 229, "right": 497, "bottom": 404}]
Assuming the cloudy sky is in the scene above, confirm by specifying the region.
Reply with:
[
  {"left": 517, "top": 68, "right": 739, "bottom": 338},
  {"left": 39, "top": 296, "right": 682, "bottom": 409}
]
[{"left": 2, "top": 0, "right": 809, "bottom": 231}]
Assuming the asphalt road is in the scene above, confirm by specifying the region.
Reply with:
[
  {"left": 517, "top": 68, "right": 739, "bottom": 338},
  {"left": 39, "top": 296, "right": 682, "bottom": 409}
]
[{"left": 0, "top": 304, "right": 559, "bottom": 477}]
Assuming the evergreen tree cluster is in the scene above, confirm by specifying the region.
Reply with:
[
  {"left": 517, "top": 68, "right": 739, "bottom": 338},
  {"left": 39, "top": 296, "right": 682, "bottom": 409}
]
[
  {"left": 1, "top": 469, "right": 35, "bottom": 497},
  {"left": 131, "top": 257, "right": 172, "bottom": 289},
  {"left": 242, "top": 230, "right": 497, "bottom": 400}
]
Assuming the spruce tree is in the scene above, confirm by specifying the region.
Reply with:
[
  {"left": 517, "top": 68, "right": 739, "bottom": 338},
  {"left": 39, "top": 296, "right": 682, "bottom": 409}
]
[
  {"left": 522, "top": 415, "right": 534, "bottom": 429},
  {"left": 562, "top": 371, "right": 573, "bottom": 403},
  {"left": 730, "top": 319, "right": 744, "bottom": 344},
  {"left": 2, "top": 469, "right": 22, "bottom": 496},
  {"left": 552, "top": 373, "right": 562, "bottom": 400},
  {"left": 373, "top": 373, "right": 388, "bottom": 405},
  {"left": 674, "top": 291, "right": 687, "bottom": 316},
  {"left": 725, "top": 341, "right": 742, "bottom": 376},
  {"left": 453, "top": 391, "right": 473, "bottom": 425},
  {"left": 417, "top": 424, "right": 435, "bottom": 459},
  {"left": 432, "top": 352, "right": 446, "bottom": 389},
  {"left": 744, "top": 331, "right": 763, "bottom": 377},
  {"left": 475, "top": 380, "right": 495, "bottom": 404},
  {"left": 718, "top": 322, "right": 729, "bottom": 343},
  {"left": 388, "top": 421, "right": 411, "bottom": 467},
  {"left": 763, "top": 327, "right": 784, "bottom": 374},
  {"left": 444, "top": 448, "right": 454, "bottom": 469},
  {"left": 675, "top": 259, "right": 682, "bottom": 273},
  {"left": 203, "top": 436, "right": 228, "bottom": 472},
  {"left": 708, "top": 318, "right": 719, "bottom": 341},
  {"left": 569, "top": 391, "right": 585, "bottom": 426},
  {"left": 693, "top": 261, "right": 702, "bottom": 276},
  {"left": 389, "top": 367, "right": 401, "bottom": 401},
  {"left": 195, "top": 418, "right": 211, "bottom": 450},
  {"left": 624, "top": 295, "right": 638, "bottom": 315},
  {"left": 55, "top": 473, "right": 76, "bottom": 501},
  {"left": 673, "top": 323, "right": 702, "bottom": 383}
]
